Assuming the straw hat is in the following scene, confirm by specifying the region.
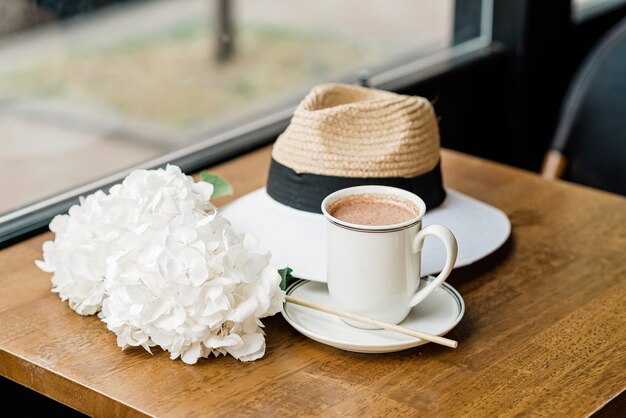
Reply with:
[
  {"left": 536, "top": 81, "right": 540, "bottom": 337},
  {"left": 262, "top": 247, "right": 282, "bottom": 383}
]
[
  {"left": 222, "top": 83, "right": 511, "bottom": 281},
  {"left": 274, "top": 84, "right": 439, "bottom": 178}
]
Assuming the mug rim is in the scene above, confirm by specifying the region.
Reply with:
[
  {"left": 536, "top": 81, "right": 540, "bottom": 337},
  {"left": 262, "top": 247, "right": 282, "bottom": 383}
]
[{"left": 321, "top": 185, "right": 427, "bottom": 231}]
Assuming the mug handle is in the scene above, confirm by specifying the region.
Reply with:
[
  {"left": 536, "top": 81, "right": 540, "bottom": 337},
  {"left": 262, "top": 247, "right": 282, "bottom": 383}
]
[{"left": 409, "top": 224, "right": 458, "bottom": 307}]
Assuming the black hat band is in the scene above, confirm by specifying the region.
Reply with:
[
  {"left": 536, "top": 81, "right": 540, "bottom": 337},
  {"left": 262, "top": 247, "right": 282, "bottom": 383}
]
[{"left": 266, "top": 158, "right": 446, "bottom": 213}]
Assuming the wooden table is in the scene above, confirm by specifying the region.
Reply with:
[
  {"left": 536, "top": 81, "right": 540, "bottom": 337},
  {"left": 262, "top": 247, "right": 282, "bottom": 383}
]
[{"left": 1, "top": 147, "right": 625, "bottom": 417}]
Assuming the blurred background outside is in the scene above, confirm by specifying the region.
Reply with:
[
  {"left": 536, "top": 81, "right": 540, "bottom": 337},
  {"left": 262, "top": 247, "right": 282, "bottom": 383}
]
[{"left": 0, "top": 0, "right": 459, "bottom": 215}]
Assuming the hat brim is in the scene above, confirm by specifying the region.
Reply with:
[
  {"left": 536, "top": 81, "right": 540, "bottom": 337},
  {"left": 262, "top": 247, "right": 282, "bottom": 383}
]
[{"left": 220, "top": 188, "right": 511, "bottom": 282}]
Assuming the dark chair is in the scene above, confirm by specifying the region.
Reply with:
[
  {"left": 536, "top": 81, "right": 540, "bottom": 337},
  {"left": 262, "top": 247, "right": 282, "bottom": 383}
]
[{"left": 541, "top": 16, "right": 626, "bottom": 196}]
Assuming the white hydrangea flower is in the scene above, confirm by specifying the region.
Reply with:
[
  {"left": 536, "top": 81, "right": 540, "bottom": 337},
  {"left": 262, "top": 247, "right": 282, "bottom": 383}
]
[{"left": 36, "top": 164, "right": 285, "bottom": 364}]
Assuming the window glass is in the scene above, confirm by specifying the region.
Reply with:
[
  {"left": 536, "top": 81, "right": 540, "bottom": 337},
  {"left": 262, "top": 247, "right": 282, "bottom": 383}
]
[{"left": 0, "top": 0, "right": 491, "bottom": 217}]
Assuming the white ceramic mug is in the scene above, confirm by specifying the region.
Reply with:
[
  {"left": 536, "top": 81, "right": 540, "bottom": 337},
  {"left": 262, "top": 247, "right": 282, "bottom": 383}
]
[{"left": 321, "top": 185, "right": 458, "bottom": 328}]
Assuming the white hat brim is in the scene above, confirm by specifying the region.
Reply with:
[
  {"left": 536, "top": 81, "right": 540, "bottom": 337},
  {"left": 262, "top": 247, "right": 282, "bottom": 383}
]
[{"left": 220, "top": 188, "right": 511, "bottom": 282}]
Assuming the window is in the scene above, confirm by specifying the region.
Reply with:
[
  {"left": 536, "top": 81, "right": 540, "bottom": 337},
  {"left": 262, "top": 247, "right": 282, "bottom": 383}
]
[{"left": 0, "top": 0, "right": 493, "bottom": 244}]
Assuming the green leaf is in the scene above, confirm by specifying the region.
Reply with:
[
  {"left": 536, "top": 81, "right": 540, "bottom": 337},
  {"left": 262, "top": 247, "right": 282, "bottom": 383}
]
[
  {"left": 278, "top": 267, "right": 296, "bottom": 291},
  {"left": 199, "top": 171, "right": 233, "bottom": 199}
]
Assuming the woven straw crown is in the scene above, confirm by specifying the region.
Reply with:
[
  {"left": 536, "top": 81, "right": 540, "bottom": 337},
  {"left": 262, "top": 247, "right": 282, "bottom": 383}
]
[{"left": 272, "top": 83, "right": 441, "bottom": 178}]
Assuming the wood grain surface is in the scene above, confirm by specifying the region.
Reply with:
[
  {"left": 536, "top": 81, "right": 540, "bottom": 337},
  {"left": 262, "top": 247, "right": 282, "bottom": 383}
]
[{"left": 1, "top": 146, "right": 625, "bottom": 417}]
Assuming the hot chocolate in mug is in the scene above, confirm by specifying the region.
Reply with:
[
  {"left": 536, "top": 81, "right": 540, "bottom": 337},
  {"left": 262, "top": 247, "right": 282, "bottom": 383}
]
[{"left": 321, "top": 185, "right": 458, "bottom": 328}]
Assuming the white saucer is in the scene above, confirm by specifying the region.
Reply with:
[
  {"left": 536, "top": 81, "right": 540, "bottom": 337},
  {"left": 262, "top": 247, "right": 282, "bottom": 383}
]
[{"left": 281, "top": 277, "right": 465, "bottom": 353}]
